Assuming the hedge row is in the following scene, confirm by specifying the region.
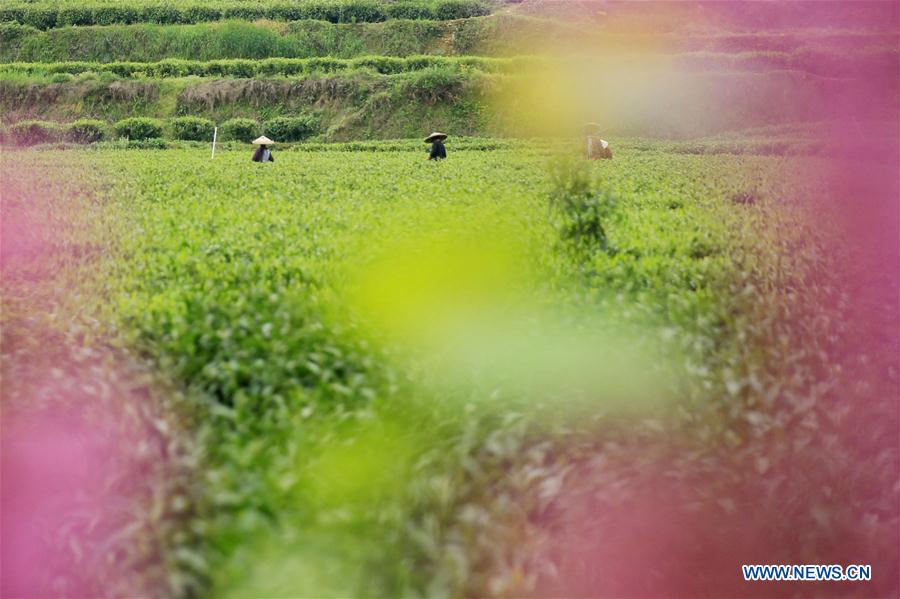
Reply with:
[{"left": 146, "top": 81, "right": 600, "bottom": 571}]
[
  {"left": 0, "top": 0, "right": 491, "bottom": 29},
  {"left": 0, "top": 56, "right": 528, "bottom": 79},
  {"left": 2, "top": 119, "right": 106, "bottom": 145},
  {"left": 4, "top": 137, "right": 540, "bottom": 153},
  {"left": 2, "top": 116, "right": 318, "bottom": 145}
]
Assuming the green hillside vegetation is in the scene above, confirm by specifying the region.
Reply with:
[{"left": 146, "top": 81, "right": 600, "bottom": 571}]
[
  {"left": 0, "top": 55, "right": 530, "bottom": 78},
  {"left": 2, "top": 18, "right": 896, "bottom": 64},
  {"left": 2, "top": 12, "right": 894, "bottom": 141},
  {"left": 3, "top": 66, "right": 895, "bottom": 140},
  {"left": 0, "top": 18, "right": 514, "bottom": 62},
  {"left": 0, "top": 0, "right": 492, "bottom": 29},
  {"left": 0, "top": 69, "right": 489, "bottom": 139}
]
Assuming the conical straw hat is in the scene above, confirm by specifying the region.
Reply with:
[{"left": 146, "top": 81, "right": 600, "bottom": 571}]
[
  {"left": 424, "top": 132, "right": 448, "bottom": 142},
  {"left": 252, "top": 136, "right": 274, "bottom": 145}
]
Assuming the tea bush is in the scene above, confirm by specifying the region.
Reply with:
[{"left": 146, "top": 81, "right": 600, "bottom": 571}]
[
  {"left": 67, "top": 118, "right": 108, "bottom": 143},
  {"left": 171, "top": 116, "right": 215, "bottom": 141},
  {"left": 549, "top": 158, "right": 616, "bottom": 253},
  {"left": 264, "top": 115, "right": 317, "bottom": 141},
  {"left": 220, "top": 117, "right": 260, "bottom": 142},
  {"left": 113, "top": 116, "right": 164, "bottom": 140},
  {"left": 8, "top": 119, "right": 64, "bottom": 145}
]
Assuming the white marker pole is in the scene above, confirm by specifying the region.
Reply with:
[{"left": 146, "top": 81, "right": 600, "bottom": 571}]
[{"left": 211, "top": 126, "right": 218, "bottom": 159}]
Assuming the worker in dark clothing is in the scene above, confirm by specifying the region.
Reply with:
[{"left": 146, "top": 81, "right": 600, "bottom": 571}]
[
  {"left": 425, "top": 132, "right": 447, "bottom": 160},
  {"left": 251, "top": 136, "right": 275, "bottom": 162}
]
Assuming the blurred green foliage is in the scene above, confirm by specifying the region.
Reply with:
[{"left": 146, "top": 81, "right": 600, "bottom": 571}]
[{"left": 2, "top": 143, "right": 896, "bottom": 597}]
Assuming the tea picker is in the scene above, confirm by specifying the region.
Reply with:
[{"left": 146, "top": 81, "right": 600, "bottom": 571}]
[
  {"left": 584, "top": 123, "right": 612, "bottom": 160},
  {"left": 425, "top": 132, "right": 448, "bottom": 160},
  {"left": 251, "top": 136, "right": 276, "bottom": 163}
]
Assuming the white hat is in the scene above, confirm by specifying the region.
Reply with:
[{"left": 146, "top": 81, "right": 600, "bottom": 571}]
[{"left": 252, "top": 136, "right": 274, "bottom": 145}]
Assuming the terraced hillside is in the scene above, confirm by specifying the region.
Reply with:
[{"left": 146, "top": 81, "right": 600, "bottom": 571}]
[{"left": 2, "top": 0, "right": 897, "bottom": 142}]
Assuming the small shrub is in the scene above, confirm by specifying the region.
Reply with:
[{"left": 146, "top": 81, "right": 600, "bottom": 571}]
[
  {"left": 264, "top": 116, "right": 317, "bottom": 142},
  {"left": 171, "top": 116, "right": 215, "bottom": 141},
  {"left": 222, "top": 6, "right": 267, "bottom": 20},
  {"left": 21, "top": 8, "right": 56, "bottom": 29},
  {"left": 141, "top": 5, "right": 182, "bottom": 24},
  {"left": 149, "top": 59, "right": 192, "bottom": 78},
  {"left": 257, "top": 58, "right": 306, "bottom": 77},
  {"left": 125, "top": 137, "right": 170, "bottom": 149},
  {"left": 221, "top": 118, "right": 260, "bottom": 143},
  {"left": 49, "top": 72, "right": 75, "bottom": 83},
  {"left": 351, "top": 56, "right": 407, "bottom": 74},
  {"left": 305, "top": 57, "right": 345, "bottom": 73},
  {"left": 549, "top": 158, "right": 616, "bottom": 252},
  {"left": 386, "top": 3, "right": 435, "bottom": 20},
  {"left": 434, "top": 0, "right": 490, "bottom": 20},
  {"left": 56, "top": 6, "right": 93, "bottom": 26},
  {"left": 183, "top": 6, "right": 222, "bottom": 23},
  {"left": 0, "top": 10, "right": 27, "bottom": 24},
  {"left": 9, "top": 120, "right": 64, "bottom": 146},
  {"left": 330, "top": 0, "right": 386, "bottom": 23},
  {"left": 67, "top": 119, "right": 108, "bottom": 144},
  {"left": 403, "top": 67, "right": 465, "bottom": 105},
  {"left": 222, "top": 60, "right": 256, "bottom": 78},
  {"left": 0, "top": 22, "right": 36, "bottom": 48},
  {"left": 94, "top": 5, "right": 140, "bottom": 25},
  {"left": 114, "top": 117, "right": 164, "bottom": 140}
]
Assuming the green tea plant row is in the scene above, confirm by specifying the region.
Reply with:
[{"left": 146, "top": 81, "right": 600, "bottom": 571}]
[
  {"left": 3, "top": 116, "right": 322, "bottom": 145},
  {"left": 1, "top": 118, "right": 841, "bottom": 158},
  {"left": 33, "top": 148, "right": 761, "bottom": 595},
  {"left": 4, "top": 147, "right": 896, "bottom": 597},
  {"left": 0, "top": 0, "right": 491, "bottom": 29},
  {"left": 5, "top": 49, "right": 890, "bottom": 81},
  {"left": 0, "top": 55, "right": 531, "bottom": 79}
]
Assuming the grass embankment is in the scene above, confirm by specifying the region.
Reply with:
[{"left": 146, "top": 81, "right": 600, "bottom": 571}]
[
  {"left": 2, "top": 18, "right": 896, "bottom": 63},
  {"left": 0, "top": 69, "right": 492, "bottom": 140},
  {"left": 2, "top": 65, "right": 895, "bottom": 140},
  {"left": 0, "top": 18, "right": 504, "bottom": 62},
  {"left": 3, "top": 145, "right": 895, "bottom": 596}
]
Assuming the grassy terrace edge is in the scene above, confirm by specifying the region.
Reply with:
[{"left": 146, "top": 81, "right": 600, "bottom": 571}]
[
  {"left": 1, "top": 48, "right": 896, "bottom": 79},
  {"left": 0, "top": 56, "right": 532, "bottom": 78},
  {"left": 3, "top": 19, "right": 896, "bottom": 64}
]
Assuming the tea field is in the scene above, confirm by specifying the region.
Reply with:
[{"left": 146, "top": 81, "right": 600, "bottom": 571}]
[{"left": 3, "top": 142, "right": 896, "bottom": 597}]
